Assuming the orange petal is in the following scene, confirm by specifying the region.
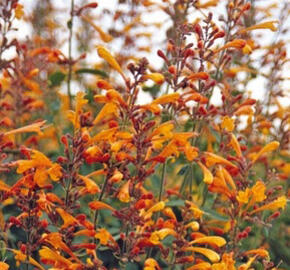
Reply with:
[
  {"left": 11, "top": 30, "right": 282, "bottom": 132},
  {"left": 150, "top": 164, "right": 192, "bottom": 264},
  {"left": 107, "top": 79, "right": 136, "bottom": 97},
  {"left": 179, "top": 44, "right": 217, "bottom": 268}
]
[
  {"left": 184, "top": 247, "right": 220, "bottom": 263},
  {"left": 97, "top": 46, "right": 124, "bottom": 78},
  {"left": 239, "top": 21, "right": 278, "bottom": 33},
  {"left": 190, "top": 236, "right": 226, "bottom": 247},
  {"left": 197, "top": 162, "right": 213, "bottom": 184},
  {"left": 152, "top": 93, "right": 180, "bottom": 105},
  {"left": 89, "top": 201, "right": 115, "bottom": 211},
  {"left": 143, "top": 73, "right": 165, "bottom": 84},
  {"left": 250, "top": 141, "right": 280, "bottom": 163},
  {"left": 204, "top": 152, "right": 237, "bottom": 168}
]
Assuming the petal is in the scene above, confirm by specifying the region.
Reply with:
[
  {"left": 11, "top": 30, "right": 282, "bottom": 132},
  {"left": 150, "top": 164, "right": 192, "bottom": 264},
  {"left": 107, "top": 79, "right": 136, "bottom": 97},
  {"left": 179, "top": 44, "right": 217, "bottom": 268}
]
[
  {"left": 184, "top": 247, "right": 220, "bottom": 263},
  {"left": 250, "top": 141, "right": 280, "bottom": 163},
  {"left": 89, "top": 201, "right": 115, "bottom": 211},
  {"left": 197, "top": 162, "right": 213, "bottom": 184},
  {"left": 97, "top": 46, "right": 124, "bottom": 77},
  {"left": 190, "top": 236, "right": 226, "bottom": 247}
]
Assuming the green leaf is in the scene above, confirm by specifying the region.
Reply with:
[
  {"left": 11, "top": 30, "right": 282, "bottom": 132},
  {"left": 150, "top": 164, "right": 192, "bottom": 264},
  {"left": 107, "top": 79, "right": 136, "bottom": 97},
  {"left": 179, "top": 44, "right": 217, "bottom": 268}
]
[
  {"left": 125, "top": 262, "right": 139, "bottom": 270},
  {"left": 76, "top": 68, "right": 108, "bottom": 78},
  {"left": 142, "top": 84, "right": 160, "bottom": 97},
  {"left": 166, "top": 200, "right": 185, "bottom": 207},
  {"left": 177, "top": 165, "right": 189, "bottom": 176},
  {"left": 202, "top": 207, "right": 229, "bottom": 221},
  {"left": 0, "top": 240, "right": 6, "bottom": 260},
  {"left": 48, "top": 71, "right": 66, "bottom": 87}
]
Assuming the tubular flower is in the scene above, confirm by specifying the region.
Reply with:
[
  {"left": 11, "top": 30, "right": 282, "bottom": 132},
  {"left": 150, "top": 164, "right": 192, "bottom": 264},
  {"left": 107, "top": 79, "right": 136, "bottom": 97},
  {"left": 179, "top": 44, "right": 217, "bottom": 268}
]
[
  {"left": 212, "top": 252, "right": 236, "bottom": 270},
  {"left": 56, "top": 208, "right": 79, "bottom": 229},
  {"left": 239, "top": 21, "right": 278, "bottom": 33},
  {"left": 237, "top": 180, "right": 266, "bottom": 205},
  {"left": 249, "top": 195, "right": 287, "bottom": 215},
  {"left": 67, "top": 92, "right": 88, "bottom": 129},
  {"left": 3, "top": 120, "right": 46, "bottom": 137},
  {"left": 152, "top": 93, "right": 180, "bottom": 105},
  {"left": 81, "top": 15, "right": 113, "bottom": 42},
  {"left": 197, "top": 161, "right": 213, "bottom": 184},
  {"left": 12, "top": 250, "right": 45, "bottom": 270},
  {"left": 144, "top": 258, "right": 161, "bottom": 270},
  {"left": 250, "top": 141, "right": 280, "bottom": 163},
  {"left": 143, "top": 73, "right": 165, "bottom": 84},
  {"left": 17, "top": 150, "right": 62, "bottom": 187},
  {"left": 95, "top": 228, "right": 115, "bottom": 245},
  {"left": 97, "top": 45, "right": 125, "bottom": 79},
  {"left": 39, "top": 247, "right": 81, "bottom": 269},
  {"left": 149, "top": 228, "right": 177, "bottom": 245},
  {"left": 89, "top": 201, "right": 115, "bottom": 211},
  {"left": 221, "top": 116, "right": 235, "bottom": 132},
  {"left": 215, "top": 39, "right": 246, "bottom": 53},
  {"left": 183, "top": 247, "right": 221, "bottom": 263},
  {"left": 203, "top": 152, "right": 237, "bottom": 168},
  {"left": 189, "top": 236, "right": 226, "bottom": 247},
  {"left": 117, "top": 180, "right": 131, "bottom": 203}
]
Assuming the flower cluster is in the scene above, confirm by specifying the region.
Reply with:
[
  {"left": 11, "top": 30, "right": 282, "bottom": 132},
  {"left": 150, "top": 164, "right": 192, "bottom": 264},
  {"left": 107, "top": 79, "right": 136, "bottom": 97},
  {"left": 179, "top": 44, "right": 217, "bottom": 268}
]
[{"left": 0, "top": 0, "right": 289, "bottom": 269}]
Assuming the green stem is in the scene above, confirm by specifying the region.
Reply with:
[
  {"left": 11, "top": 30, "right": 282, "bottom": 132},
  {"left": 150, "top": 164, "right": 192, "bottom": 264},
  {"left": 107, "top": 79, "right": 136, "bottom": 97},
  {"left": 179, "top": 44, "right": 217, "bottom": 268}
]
[
  {"left": 93, "top": 175, "right": 109, "bottom": 230},
  {"left": 158, "top": 161, "right": 167, "bottom": 202},
  {"left": 67, "top": 0, "right": 75, "bottom": 109}
]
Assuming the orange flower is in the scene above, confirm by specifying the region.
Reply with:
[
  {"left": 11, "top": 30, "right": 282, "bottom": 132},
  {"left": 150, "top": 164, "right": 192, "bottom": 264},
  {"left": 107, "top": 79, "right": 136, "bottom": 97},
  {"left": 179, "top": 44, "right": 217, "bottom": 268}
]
[
  {"left": 0, "top": 262, "right": 9, "bottom": 270},
  {"left": 67, "top": 92, "right": 88, "bottom": 129},
  {"left": 3, "top": 121, "right": 46, "bottom": 137},
  {"left": 93, "top": 103, "right": 118, "bottom": 125},
  {"left": 204, "top": 152, "right": 237, "bottom": 168},
  {"left": 221, "top": 116, "right": 234, "bottom": 132},
  {"left": 249, "top": 196, "right": 287, "bottom": 215},
  {"left": 197, "top": 161, "right": 213, "bottom": 184},
  {"left": 229, "top": 134, "right": 242, "bottom": 157},
  {"left": 215, "top": 39, "right": 246, "bottom": 53},
  {"left": 189, "top": 236, "right": 226, "bottom": 247},
  {"left": 12, "top": 250, "right": 45, "bottom": 270},
  {"left": 56, "top": 208, "right": 79, "bottom": 229},
  {"left": 237, "top": 188, "right": 251, "bottom": 204},
  {"left": 187, "top": 72, "right": 209, "bottom": 81},
  {"left": 41, "top": 232, "right": 78, "bottom": 261},
  {"left": 244, "top": 248, "right": 269, "bottom": 259},
  {"left": 78, "top": 175, "right": 100, "bottom": 194},
  {"left": 250, "top": 141, "right": 280, "bottom": 163},
  {"left": 88, "top": 201, "right": 115, "bottom": 211},
  {"left": 212, "top": 252, "right": 236, "bottom": 270},
  {"left": 117, "top": 180, "right": 131, "bottom": 203},
  {"left": 97, "top": 46, "right": 125, "bottom": 80},
  {"left": 17, "top": 150, "right": 62, "bottom": 187},
  {"left": 82, "top": 15, "right": 113, "bottom": 42},
  {"left": 183, "top": 247, "right": 220, "bottom": 263},
  {"left": 39, "top": 247, "right": 80, "bottom": 268},
  {"left": 149, "top": 228, "right": 177, "bottom": 245},
  {"left": 95, "top": 228, "right": 114, "bottom": 245},
  {"left": 152, "top": 93, "right": 180, "bottom": 105},
  {"left": 239, "top": 21, "right": 278, "bottom": 33},
  {"left": 143, "top": 73, "right": 165, "bottom": 84},
  {"left": 144, "top": 258, "right": 161, "bottom": 270}
]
